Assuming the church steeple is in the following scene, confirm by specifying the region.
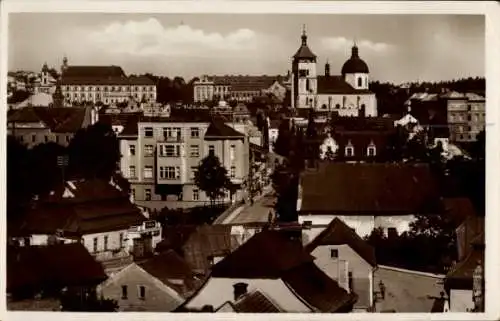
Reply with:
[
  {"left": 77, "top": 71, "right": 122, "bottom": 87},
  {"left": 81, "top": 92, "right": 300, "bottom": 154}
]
[
  {"left": 351, "top": 42, "right": 359, "bottom": 58},
  {"left": 325, "top": 59, "right": 330, "bottom": 77},
  {"left": 301, "top": 24, "right": 308, "bottom": 46}
]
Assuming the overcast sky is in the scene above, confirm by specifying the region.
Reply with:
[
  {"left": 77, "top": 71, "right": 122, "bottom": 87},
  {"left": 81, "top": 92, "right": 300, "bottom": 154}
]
[{"left": 8, "top": 13, "right": 484, "bottom": 84}]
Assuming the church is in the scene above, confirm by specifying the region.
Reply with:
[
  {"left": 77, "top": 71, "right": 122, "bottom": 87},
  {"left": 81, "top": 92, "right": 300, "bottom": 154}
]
[{"left": 291, "top": 27, "right": 377, "bottom": 117}]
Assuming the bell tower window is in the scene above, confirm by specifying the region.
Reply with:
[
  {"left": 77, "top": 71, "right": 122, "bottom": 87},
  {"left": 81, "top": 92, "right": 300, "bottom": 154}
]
[
  {"left": 357, "top": 77, "right": 362, "bottom": 87},
  {"left": 306, "top": 79, "right": 310, "bottom": 91}
]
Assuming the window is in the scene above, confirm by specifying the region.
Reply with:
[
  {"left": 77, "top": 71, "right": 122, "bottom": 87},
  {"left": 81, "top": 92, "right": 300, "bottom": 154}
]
[
  {"left": 121, "top": 285, "right": 128, "bottom": 300},
  {"left": 44, "top": 135, "right": 49, "bottom": 142},
  {"left": 160, "top": 166, "right": 180, "bottom": 180},
  {"left": 145, "top": 189, "right": 152, "bottom": 201},
  {"left": 129, "top": 145, "right": 136, "bottom": 156},
  {"left": 119, "top": 233, "right": 124, "bottom": 248},
  {"left": 31, "top": 134, "right": 36, "bottom": 143},
  {"left": 144, "top": 166, "right": 153, "bottom": 179},
  {"left": 93, "top": 237, "right": 98, "bottom": 253},
  {"left": 230, "top": 144, "right": 236, "bottom": 162},
  {"left": 306, "top": 79, "right": 310, "bottom": 91},
  {"left": 190, "top": 167, "right": 198, "bottom": 180},
  {"left": 144, "top": 145, "right": 154, "bottom": 156},
  {"left": 348, "top": 272, "right": 353, "bottom": 291},
  {"left": 345, "top": 146, "right": 354, "bottom": 157},
  {"left": 230, "top": 166, "right": 236, "bottom": 178},
  {"left": 190, "top": 145, "right": 200, "bottom": 157},
  {"left": 138, "top": 286, "right": 146, "bottom": 300},
  {"left": 163, "top": 127, "right": 172, "bottom": 138},
  {"left": 144, "top": 127, "right": 153, "bottom": 138},
  {"left": 160, "top": 144, "right": 180, "bottom": 157},
  {"left": 193, "top": 189, "right": 200, "bottom": 201},
  {"left": 129, "top": 166, "right": 136, "bottom": 178},
  {"left": 335, "top": 104, "right": 341, "bottom": 109},
  {"left": 357, "top": 77, "right": 362, "bottom": 87},
  {"left": 191, "top": 127, "right": 200, "bottom": 138},
  {"left": 367, "top": 146, "right": 376, "bottom": 157},
  {"left": 330, "top": 249, "right": 339, "bottom": 258},
  {"left": 104, "top": 235, "right": 108, "bottom": 251},
  {"left": 208, "top": 145, "right": 215, "bottom": 156}
]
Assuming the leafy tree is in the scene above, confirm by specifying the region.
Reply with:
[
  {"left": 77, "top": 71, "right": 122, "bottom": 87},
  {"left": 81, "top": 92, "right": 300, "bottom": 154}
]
[
  {"left": 67, "top": 122, "right": 120, "bottom": 180},
  {"left": 28, "top": 142, "right": 67, "bottom": 196},
  {"left": 7, "top": 136, "right": 31, "bottom": 223},
  {"left": 273, "top": 117, "right": 292, "bottom": 157},
  {"left": 194, "top": 154, "right": 232, "bottom": 206},
  {"left": 270, "top": 160, "right": 299, "bottom": 223}
]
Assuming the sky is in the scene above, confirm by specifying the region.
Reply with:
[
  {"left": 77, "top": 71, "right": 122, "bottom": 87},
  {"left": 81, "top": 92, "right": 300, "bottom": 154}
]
[{"left": 8, "top": 13, "right": 485, "bottom": 84}]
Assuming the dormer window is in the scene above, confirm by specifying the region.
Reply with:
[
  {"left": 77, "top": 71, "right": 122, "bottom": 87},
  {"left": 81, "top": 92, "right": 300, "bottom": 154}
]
[
  {"left": 345, "top": 146, "right": 354, "bottom": 157},
  {"left": 367, "top": 144, "right": 376, "bottom": 157}
]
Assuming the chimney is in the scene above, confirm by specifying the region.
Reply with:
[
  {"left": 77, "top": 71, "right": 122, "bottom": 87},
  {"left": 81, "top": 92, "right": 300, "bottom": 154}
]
[{"left": 233, "top": 282, "right": 248, "bottom": 301}]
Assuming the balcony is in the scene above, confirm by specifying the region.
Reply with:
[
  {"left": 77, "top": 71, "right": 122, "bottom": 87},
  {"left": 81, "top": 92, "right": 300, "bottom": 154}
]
[{"left": 160, "top": 135, "right": 183, "bottom": 143}]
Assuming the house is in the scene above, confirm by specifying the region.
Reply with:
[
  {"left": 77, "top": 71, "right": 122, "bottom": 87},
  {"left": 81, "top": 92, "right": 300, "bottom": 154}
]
[
  {"left": 98, "top": 250, "right": 199, "bottom": 311},
  {"left": 444, "top": 232, "right": 484, "bottom": 312},
  {"left": 7, "top": 243, "right": 107, "bottom": 309},
  {"left": 118, "top": 113, "right": 251, "bottom": 210},
  {"left": 7, "top": 106, "right": 94, "bottom": 148},
  {"left": 441, "top": 91, "right": 485, "bottom": 142},
  {"left": 297, "top": 162, "right": 443, "bottom": 240},
  {"left": 304, "top": 217, "right": 377, "bottom": 312},
  {"left": 291, "top": 28, "right": 377, "bottom": 117},
  {"left": 178, "top": 230, "right": 357, "bottom": 313},
  {"left": 181, "top": 224, "right": 241, "bottom": 276},
  {"left": 319, "top": 116, "right": 396, "bottom": 162},
  {"left": 13, "top": 179, "right": 154, "bottom": 273}
]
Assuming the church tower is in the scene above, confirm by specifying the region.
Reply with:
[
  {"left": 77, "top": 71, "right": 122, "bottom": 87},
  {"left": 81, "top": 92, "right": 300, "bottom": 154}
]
[
  {"left": 52, "top": 81, "right": 64, "bottom": 108},
  {"left": 61, "top": 55, "right": 68, "bottom": 75},
  {"left": 292, "top": 25, "right": 317, "bottom": 109},
  {"left": 341, "top": 42, "right": 370, "bottom": 90},
  {"left": 41, "top": 62, "right": 50, "bottom": 87}
]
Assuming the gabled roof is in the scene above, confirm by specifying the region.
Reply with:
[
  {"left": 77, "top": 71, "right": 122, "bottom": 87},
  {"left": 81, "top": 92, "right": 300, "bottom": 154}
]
[
  {"left": 7, "top": 243, "right": 107, "bottom": 292},
  {"left": 299, "top": 163, "right": 442, "bottom": 215},
  {"left": 60, "top": 66, "right": 155, "bottom": 85},
  {"left": 305, "top": 217, "right": 376, "bottom": 267},
  {"left": 138, "top": 250, "right": 195, "bottom": 281},
  {"left": 204, "top": 120, "right": 245, "bottom": 140},
  {"left": 210, "top": 230, "right": 314, "bottom": 279},
  {"left": 8, "top": 106, "right": 88, "bottom": 133},
  {"left": 216, "top": 290, "right": 283, "bottom": 312},
  {"left": 317, "top": 75, "right": 372, "bottom": 95}
]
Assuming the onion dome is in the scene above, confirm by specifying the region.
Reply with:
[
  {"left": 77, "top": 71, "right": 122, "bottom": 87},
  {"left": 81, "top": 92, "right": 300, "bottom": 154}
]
[{"left": 341, "top": 44, "right": 369, "bottom": 75}]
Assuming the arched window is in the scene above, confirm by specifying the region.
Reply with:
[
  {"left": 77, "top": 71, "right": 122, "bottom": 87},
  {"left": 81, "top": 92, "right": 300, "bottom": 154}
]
[
  {"left": 322, "top": 104, "right": 327, "bottom": 109},
  {"left": 335, "top": 104, "right": 341, "bottom": 109},
  {"left": 357, "top": 77, "right": 362, "bottom": 87}
]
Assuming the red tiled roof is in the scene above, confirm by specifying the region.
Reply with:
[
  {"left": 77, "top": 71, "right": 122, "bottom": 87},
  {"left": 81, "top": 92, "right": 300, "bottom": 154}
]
[
  {"left": 317, "top": 76, "right": 372, "bottom": 95},
  {"left": 7, "top": 243, "right": 107, "bottom": 292},
  {"left": 8, "top": 107, "right": 88, "bottom": 133},
  {"left": 305, "top": 217, "right": 377, "bottom": 267},
  {"left": 300, "top": 163, "right": 442, "bottom": 215}
]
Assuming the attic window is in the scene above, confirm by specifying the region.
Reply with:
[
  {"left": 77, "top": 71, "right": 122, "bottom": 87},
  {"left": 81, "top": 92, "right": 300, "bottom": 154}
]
[
  {"left": 345, "top": 146, "right": 354, "bottom": 157},
  {"left": 121, "top": 285, "right": 128, "bottom": 299},
  {"left": 330, "top": 249, "right": 339, "bottom": 259},
  {"left": 367, "top": 145, "right": 376, "bottom": 157},
  {"left": 138, "top": 286, "right": 146, "bottom": 300}
]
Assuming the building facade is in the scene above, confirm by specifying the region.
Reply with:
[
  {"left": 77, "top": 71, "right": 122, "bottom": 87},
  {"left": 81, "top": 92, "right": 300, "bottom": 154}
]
[
  {"left": 119, "top": 116, "right": 250, "bottom": 210},
  {"left": 193, "top": 75, "right": 290, "bottom": 103},
  {"left": 291, "top": 28, "right": 377, "bottom": 117},
  {"left": 56, "top": 57, "right": 157, "bottom": 105},
  {"left": 444, "top": 92, "right": 485, "bottom": 142}
]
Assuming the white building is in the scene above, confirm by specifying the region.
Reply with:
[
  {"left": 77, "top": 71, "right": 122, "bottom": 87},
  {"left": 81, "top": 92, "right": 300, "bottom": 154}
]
[{"left": 291, "top": 27, "right": 377, "bottom": 117}]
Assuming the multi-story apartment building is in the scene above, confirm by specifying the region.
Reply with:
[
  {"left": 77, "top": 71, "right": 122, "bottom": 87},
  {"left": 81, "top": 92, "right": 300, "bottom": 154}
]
[
  {"left": 119, "top": 115, "right": 250, "bottom": 210},
  {"left": 193, "top": 75, "right": 290, "bottom": 103},
  {"left": 445, "top": 92, "right": 485, "bottom": 142}
]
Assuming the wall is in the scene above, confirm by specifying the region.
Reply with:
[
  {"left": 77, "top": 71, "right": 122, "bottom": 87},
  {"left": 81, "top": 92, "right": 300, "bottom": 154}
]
[
  {"left": 450, "top": 289, "right": 474, "bottom": 312},
  {"left": 311, "top": 244, "right": 374, "bottom": 309},
  {"left": 82, "top": 229, "right": 129, "bottom": 262},
  {"left": 315, "top": 93, "right": 377, "bottom": 117},
  {"left": 299, "top": 214, "right": 416, "bottom": 240},
  {"left": 99, "top": 264, "right": 184, "bottom": 312},
  {"left": 185, "top": 277, "right": 311, "bottom": 312},
  {"left": 344, "top": 73, "right": 369, "bottom": 90}
]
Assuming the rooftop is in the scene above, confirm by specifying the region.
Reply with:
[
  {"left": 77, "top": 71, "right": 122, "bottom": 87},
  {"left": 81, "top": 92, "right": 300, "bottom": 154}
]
[
  {"left": 299, "top": 163, "right": 442, "bottom": 215},
  {"left": 317, "top": 75, "right": 372, "bottom": 95},
  {"left": 8, "top": 106, "right": 89, "bottom": 133}
]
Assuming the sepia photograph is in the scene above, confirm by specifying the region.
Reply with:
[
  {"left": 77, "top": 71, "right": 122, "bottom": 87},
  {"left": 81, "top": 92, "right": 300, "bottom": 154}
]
[{"left": 2, "top": 1, "right": 497, "bottom": 320}]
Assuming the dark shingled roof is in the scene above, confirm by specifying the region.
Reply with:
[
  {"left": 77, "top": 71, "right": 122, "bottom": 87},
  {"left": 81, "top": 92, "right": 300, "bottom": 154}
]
[
  {"left": 210, "top": 230, "right": 314, "bottom": 279},
  {"left": 8, "top": 106, "right": 89, "bottom": 133},
  {"left": 204, "top": 120, "right": 245, "bottom": 140},
  {"left": 60, "top": 66, "right": 155, "bottom": 85},
  {"left": 317, "top": 76, "right": 372, "bottom": 95},
  {"left": 20, "top": 179, "right": 146, "bottom": 235},
  {"left": 300, "top": 163, "right": 442, "bottom": 215},
  {"left": 7, "top": 243, "right": 107, "bottom": 292},
  {"left": 305, "top": 217, "right": 377, "bottom": 267},
  {"left": 231, "top": 290, "right": 282, "bottom": 312},
  {"left": 443, "top": 197, "right": 478, "bottom": 228},
  {"left": 138, "top": 250, "right": 194, "bottom": 281},
  {"left": 341, "top": 46, "right": 369, "bottom": 75}
]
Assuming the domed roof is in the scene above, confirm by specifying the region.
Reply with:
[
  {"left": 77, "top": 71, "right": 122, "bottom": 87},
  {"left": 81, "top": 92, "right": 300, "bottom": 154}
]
[{"left": 341, "top": 45, "right": 369, "bottom": 75}]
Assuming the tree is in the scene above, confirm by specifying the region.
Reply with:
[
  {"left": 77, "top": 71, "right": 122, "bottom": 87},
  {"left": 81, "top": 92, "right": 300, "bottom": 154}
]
[
  {"left": 194, "top": 154, "right": 232, "bottom": 206},
  {"left": 274, "top": 117, "right": 292, "bottom": 157},
  {"left": 304, "top": 108, "right": 320, "bottom": 166},
  {"left": 67, "top": 122, "right": 120, "bottom": 180},
  {"left": 270, "top": 160, "right": 299, "bottom": 223},
  {"left": 7, "top": 136, "right": 31, "bottom": 223},
  {"left": 27, "top": 142, "right": 67, "bottom": 197}
]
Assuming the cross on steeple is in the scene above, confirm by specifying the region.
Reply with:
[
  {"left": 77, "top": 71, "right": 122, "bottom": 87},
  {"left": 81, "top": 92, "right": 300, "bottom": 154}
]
[{"left": 301, "top": 24, "right": 308, "bottom": 45}]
